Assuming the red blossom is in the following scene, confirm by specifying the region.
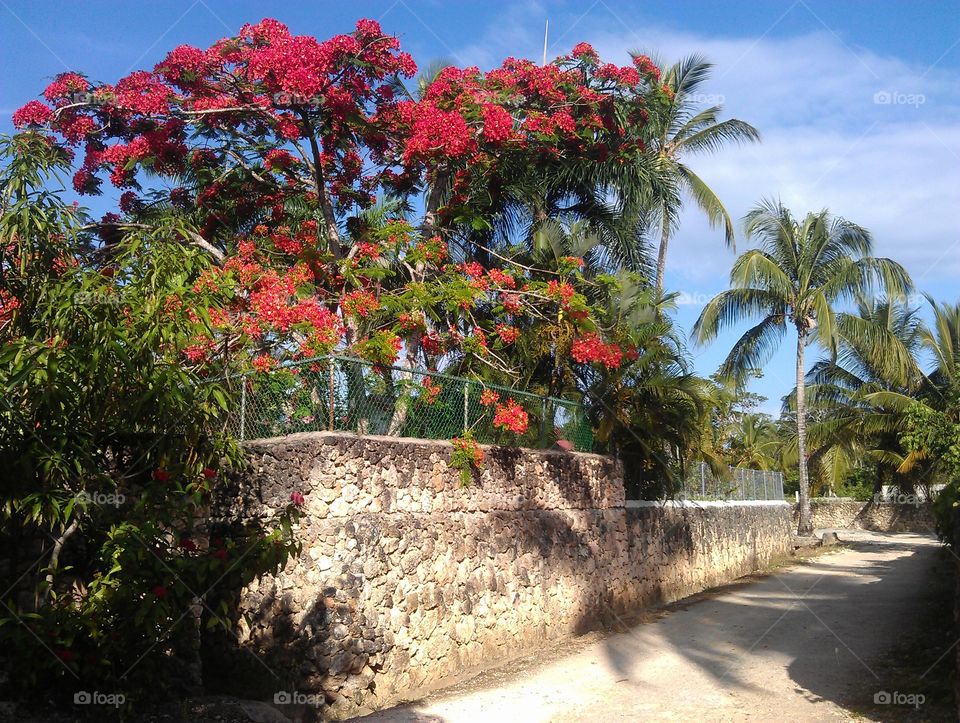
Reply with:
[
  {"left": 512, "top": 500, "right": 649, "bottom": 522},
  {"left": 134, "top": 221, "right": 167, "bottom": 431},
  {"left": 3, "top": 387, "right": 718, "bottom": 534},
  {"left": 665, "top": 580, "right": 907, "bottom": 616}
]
[
  {"left": 179, "top": 537, "right": 198, "bottom": 551},
  {"left": 571, "top": 333, "right": 623, "bottom": 369},
  {"left": 290, "top": 490, "right": 305, "bottom": 507},
  {"left": 481, "top": 103, "right": 514, "bottom": 144},
  {"left": 341, "top": 289, "right": 379, "bottom": 318},
  {"left": 12, "top": 100, "right": 52, "bottom": 127},
  {"left": 421, "top": 377, "right": 441, "bottom": 404},
  {"left": 495, "top": 324, "right": 520, "bottom": 344},
  {"left": 252, "top": 354, "right": 275, "bottom": 373},
  {"left": 487, "top": 268, "right": 516, "bottom": 288},
  {"left": 546, "top": 280, "right": 576, "bottom": 308},
  {"left": 571, "top": 42, "right": 599, "bottom": 61},
  {"left": 479, "top": 389, "right": 500, "bottom": 406},
  {"left": 500, "top": 293, "right": 522, "bottom": 314},
  {"left": 493, "top": 398, "right": 529, "bottom": 435}
]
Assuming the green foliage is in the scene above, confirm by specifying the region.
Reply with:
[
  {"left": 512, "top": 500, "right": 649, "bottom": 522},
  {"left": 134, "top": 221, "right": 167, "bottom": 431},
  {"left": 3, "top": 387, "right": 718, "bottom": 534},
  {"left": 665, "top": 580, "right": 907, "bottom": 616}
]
[
  {"left": 450, "top": 433, "right": 484, "bottom": 486},
  {"left": 902, "top": 402, "right": 960, "bottom": 538},
  {"left": 0, "top": 135, "right": 300, "bottom": 707},
  {"left": 834, "top": 467, "right": 876, "bottom": 501}
]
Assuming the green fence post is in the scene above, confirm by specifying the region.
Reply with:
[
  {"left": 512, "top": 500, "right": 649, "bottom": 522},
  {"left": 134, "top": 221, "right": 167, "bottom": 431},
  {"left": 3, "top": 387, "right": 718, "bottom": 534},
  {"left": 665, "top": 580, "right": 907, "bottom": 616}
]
[
  {"left": 239, "top": 381, "right": 246, "bottom": 441},
  {"left": 328, "top": 357, "right": 335, "bottom": 431},
  {"left": 539, "top": 397, "right": 547, "bottom": 448}
]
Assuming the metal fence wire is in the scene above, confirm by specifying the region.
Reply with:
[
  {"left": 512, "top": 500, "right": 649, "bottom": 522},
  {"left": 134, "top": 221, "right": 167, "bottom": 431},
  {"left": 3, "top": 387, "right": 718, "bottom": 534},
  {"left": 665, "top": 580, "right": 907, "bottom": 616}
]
[
  {"left": 680, "top": 461, "right": 785, "bottom": 502},
  {"left": 229, "top": 355, "right": 594, "bottom": 452}
]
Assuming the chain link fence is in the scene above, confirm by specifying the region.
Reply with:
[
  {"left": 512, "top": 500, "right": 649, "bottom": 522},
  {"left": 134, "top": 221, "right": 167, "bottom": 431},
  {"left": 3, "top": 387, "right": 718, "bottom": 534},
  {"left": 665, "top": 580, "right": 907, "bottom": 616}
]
[
  {"left": 679, "top": 461, "right": 785, "bottom": 501},
  {"left": 227, "top": 355, "right": 593, "bottom": 452}
]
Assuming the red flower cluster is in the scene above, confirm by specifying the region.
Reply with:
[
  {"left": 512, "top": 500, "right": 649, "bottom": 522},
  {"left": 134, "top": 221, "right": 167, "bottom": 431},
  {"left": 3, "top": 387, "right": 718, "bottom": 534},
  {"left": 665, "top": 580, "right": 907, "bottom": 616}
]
[
  {"left": 481, "top": 103, "right": 514, "bottom": 144},
  {"left": 571, "top": 333, "right": 623, "bottom": 369},
  {"left": 633, "top": 54, "right": 662, "bottom": 82},
  {"left": 462, "top": 261, "right": 486, "bottom": 279},
  {"left": 11, "top": 100, "right": 52, "bottom": 128},
  {"left": 547, "top": 279, "right": 576, "bottom": 307},
  {"left": 487, "top": 268, "right": 516, "bottom": 288},
  {"left": 493, "top": 398, "right": 529, "bottom": 435},
  {"left": 479, "top": 388, "right": 500, "bottom": 406},
  {"left": 403, "top": 102, "right": 475, "bottom": 165},
  {"left": 451, "top": 436, "right": 484, "bottom": 479},
  {"left": 341, "top": 289, "right": 379, "bottom": 318},
  {"left": 571, "top": 42, "right": 599, "bottom": 61},
  {"left": 501, "top": 292, "right": 522, "bottom": 313},
  {"left": 252, "top": 354, "right": 276, "bottom": 373},
  {"left": 421, "top": 376, "right": 441, "bottom": 404},
  {"left": 496, "top": 324, "right": 520, "bottom": 344}
]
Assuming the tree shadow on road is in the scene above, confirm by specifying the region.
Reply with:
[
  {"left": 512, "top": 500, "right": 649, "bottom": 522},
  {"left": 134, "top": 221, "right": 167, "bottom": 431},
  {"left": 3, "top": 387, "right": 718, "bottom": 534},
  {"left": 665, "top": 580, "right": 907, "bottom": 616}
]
[{"left": 592, "top": 533, "right": 955, "bottom": 718}]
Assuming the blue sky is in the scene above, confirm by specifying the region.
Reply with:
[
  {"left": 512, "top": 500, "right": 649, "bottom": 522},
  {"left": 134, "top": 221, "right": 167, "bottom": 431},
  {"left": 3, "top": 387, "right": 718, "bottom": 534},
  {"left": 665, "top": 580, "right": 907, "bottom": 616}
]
[{"left": 2, "top": 0, "right": 959, "bottom": 414}]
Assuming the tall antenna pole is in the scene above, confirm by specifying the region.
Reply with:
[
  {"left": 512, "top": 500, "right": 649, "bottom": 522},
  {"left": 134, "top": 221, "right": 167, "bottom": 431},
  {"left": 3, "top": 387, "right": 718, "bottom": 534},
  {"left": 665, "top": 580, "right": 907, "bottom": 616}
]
[{"left": 542, "top": 19, "right": 549, "bottom": 66}]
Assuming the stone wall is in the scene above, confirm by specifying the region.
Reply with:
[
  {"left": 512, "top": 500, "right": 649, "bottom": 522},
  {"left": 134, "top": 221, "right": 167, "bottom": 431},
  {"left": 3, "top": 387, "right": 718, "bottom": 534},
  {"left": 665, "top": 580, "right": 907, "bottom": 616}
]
[
  {"left": 207, "top": 432, "right": 793, "bottom": 719},
  {"left": 800, "top": 497, "right": 936, "bottom": 533}
]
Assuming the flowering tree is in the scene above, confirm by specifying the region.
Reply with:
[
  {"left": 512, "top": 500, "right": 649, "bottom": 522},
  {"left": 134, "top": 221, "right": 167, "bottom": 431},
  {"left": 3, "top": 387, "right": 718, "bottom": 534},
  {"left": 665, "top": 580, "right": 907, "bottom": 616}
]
[
  {"left": 12, "top": 19, "right": 667, "bottom": 381},
  {"left": 3, "top": 16, "right": 699, "bottom": 709}
]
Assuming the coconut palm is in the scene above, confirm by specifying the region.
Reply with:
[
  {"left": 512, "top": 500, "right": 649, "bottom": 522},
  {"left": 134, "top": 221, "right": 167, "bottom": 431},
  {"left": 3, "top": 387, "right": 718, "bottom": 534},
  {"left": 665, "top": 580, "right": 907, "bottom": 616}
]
[
  {"left": 728, "top": 413, "right": 780, "bottom": 470},
  {"left": 692, "top": 200, "right": 912, "bottom": 534},
  {"left": 920, "top": 297, "right": 960, "bottom": 395},
  {"left": 790, "top": 295, "right": 923, "bottom": 494},
  {"left": 869, "top": 297, "right": 960, "bottom": 480},
  {"left": 644, "top": 54, "right": 759, "bottom": 295}
]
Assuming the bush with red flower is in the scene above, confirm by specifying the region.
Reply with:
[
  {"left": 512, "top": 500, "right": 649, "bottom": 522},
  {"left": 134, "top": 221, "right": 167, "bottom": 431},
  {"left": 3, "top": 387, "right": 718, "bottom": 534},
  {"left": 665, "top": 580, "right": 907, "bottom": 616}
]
[{"left": 493, "top": 398, "right": 530, "bottom": 435}]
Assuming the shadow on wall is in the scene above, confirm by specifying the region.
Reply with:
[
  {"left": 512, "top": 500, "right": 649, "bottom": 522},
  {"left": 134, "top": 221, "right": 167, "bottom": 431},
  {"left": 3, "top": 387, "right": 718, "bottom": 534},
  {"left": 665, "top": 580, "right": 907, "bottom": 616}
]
[{"left": 199, "top": 432, "right": 792, "bottom": 720}]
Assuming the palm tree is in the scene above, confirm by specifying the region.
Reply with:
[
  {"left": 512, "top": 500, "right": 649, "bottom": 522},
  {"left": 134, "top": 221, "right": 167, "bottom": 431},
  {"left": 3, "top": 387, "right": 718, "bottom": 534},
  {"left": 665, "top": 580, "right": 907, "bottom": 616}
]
[
  {"left": 797, "top": 295, "right": 923, "bottom": 494},
  {"left": 693, "top": 200, "right": 911, "bottom": 534},
  {"left": 644, "top": 54, "right": 759, "bottom": 295},
  {"left": 870, "top": 297, "right": 960, "bottom": 481},
  {"left": 728, "top": 413, "right": 780, "bottom": 470},
  {"left": 920, "top": 297, "right": 960, "bottom": 396}
]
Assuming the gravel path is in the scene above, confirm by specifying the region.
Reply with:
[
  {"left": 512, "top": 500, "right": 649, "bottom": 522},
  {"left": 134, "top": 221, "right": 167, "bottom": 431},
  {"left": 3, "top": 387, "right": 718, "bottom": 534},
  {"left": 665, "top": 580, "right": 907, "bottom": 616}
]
[{"left": 362, "top": 530, "right": 944, "bottom": 722}]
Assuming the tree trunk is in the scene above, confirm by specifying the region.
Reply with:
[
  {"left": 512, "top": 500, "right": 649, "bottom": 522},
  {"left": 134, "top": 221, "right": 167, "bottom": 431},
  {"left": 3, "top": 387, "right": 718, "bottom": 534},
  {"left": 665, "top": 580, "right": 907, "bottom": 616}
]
[
  {"left": 385, "top": 173, "right": 446, "bottom": 435},
  {"left": 655, "top": 208, "right": 670, "bottom": 296},
  {"left": 795, "top": 331, "right": 813, "bottom": 535}
]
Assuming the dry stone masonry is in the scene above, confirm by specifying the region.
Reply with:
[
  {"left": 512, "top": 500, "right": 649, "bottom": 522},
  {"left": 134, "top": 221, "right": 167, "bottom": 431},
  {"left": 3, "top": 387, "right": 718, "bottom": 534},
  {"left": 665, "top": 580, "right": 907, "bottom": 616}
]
[
  {"left": 208, "top": 432, "right": 793, "bottom": 719},
  {"left": 799, "top": 497, "right": 936, "bottom": 533}
]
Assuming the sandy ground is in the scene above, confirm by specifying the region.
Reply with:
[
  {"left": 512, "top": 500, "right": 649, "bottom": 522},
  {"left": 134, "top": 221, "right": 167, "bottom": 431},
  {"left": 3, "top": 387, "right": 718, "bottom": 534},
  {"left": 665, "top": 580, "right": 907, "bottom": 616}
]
[{"left": 360, "top": 530, "right": 944, "bottom": 723}]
